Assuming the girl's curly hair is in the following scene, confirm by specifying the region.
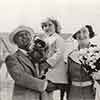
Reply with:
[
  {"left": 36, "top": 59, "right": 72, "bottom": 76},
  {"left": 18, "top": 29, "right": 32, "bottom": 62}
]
[{"left": 41, "top": 17, "right": 62, "bottom": 34}]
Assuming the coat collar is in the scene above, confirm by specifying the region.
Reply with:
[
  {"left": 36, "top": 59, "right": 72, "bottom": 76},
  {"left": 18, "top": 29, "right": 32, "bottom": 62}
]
[
  {"left": 44, "top": 33, "right": 57, "bottom": 46},
  {"left": 68, "top": 49, "right": 81, "bottom": 64}
]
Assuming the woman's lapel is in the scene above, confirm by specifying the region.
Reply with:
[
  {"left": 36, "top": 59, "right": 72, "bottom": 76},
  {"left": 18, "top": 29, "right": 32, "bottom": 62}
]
[{"left": 69, "top": 49, "right": 81, "bottom": 64}]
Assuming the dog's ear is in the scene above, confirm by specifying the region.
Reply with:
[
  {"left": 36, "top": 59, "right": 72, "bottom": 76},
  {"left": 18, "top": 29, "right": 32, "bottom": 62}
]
[
  {"left": 35, "top": 39, "right": 46, "bottom": 48},
  {"left": 34, "top": 39, "right": 40, "bottom": 44},
  {"left": 40, "top": 41, "right": 46, "bottom": 48}
]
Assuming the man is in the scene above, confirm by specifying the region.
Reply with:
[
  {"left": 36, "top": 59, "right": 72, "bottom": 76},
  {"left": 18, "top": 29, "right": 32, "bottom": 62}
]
[{"left": 5, "top": 26, "right": 52, "bottom": 100}]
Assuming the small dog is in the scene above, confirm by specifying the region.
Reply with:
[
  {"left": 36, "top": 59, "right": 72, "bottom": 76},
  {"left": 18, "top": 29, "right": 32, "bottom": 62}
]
[{"left": 28, "top": 37, "right": 50, "bottom": 79}]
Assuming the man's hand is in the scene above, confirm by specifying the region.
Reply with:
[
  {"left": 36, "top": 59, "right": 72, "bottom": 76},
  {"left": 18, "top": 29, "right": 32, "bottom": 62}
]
[
  {"left": 0, "top": 60, "right": 4, "bottom": 69},
  {"left": 46, "top": 80, "right": 57, "bottom": 93}
]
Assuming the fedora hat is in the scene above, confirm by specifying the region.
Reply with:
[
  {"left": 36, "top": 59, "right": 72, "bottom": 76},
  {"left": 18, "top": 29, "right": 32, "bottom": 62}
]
[
  {"left": 72, "top": 25, "right": 95, "bottom": 40},
  {"left": 9, "top": 25, "right": 35, "bottom": 44}
]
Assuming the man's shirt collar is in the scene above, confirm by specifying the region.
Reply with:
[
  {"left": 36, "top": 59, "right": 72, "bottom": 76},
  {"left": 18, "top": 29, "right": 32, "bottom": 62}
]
[{"left": 19, "top": 48, "right": 28, "bottom": 56}]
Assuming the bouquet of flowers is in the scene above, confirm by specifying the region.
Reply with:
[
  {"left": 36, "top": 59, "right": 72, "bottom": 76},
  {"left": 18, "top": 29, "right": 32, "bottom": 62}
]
[
  {"left": 79, "top": 44, "right": 100, "bottom": 75},
  {"left": 79, "top": 44, "right": 100, "bottom": 100}
]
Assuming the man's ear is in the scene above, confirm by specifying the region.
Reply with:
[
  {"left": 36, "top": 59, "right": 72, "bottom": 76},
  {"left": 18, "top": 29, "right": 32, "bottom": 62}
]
[{"left": 13, "top": 34, "right": 19, "bottom": 45}]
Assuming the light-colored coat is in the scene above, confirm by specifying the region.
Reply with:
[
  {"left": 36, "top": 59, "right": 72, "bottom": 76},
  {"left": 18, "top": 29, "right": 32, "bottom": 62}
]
[
  {"left": 45, "top": 33, "right": 68, "bottom": 84},
  {"left": 5, "top": 50, "right": 47, "bottom": 100}
]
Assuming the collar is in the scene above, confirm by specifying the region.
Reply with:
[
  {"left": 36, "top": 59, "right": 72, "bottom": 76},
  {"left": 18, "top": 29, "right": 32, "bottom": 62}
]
[
  {"left": 44, "top": 33, "right": 57, "bottom": 46},
  {"left": 19, "top": 48, "right": 28, "bottom": 56},
  {"left": 46, "top": 32, "right": 57, "bottom": 37}
]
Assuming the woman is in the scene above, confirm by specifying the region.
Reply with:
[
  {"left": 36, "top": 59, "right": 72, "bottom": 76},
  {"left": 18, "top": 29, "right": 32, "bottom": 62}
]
[
  {"left": 41, "top": 17, "right": 68, "bottom": 100},
  {"left": 66, "top": 25, "right": 96, "bottom": 100}
]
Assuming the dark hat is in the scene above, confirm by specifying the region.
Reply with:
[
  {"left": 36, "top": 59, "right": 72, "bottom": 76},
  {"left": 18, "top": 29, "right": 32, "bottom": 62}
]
[{"left": 72, "top": 25, "right": 95, "bottom": 40}]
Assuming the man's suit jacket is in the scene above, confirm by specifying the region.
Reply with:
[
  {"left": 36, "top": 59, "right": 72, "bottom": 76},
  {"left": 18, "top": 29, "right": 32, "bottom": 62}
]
[
  {"left": 45, "top": 33, "right": 68, "bottom": 84},
  {"left": 5, "top": 50, "right": 47, "bottom": 100}
]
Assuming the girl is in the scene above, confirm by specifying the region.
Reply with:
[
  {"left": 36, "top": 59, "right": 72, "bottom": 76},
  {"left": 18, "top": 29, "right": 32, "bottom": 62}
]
[{"left": 41, "top": 17, "right": 68, "bottom": 100}]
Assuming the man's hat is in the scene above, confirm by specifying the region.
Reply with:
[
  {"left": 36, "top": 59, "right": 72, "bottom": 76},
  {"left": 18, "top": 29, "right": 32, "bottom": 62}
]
[{"left": 9, "top": 25, "right": 35, "bottom": 44}]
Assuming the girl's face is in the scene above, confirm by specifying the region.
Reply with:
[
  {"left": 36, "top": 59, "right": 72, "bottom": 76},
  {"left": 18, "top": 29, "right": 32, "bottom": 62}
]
[
  {"left": 42, "top": 20, "right": 56, "bottom": 35},
  {"left": 76, "top": 27, "right": 90, "bottom": 47}
]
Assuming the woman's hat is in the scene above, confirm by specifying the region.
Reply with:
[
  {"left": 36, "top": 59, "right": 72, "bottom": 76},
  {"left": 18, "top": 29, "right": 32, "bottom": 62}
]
[
  {"left": 9, "top": 25, "right": 35, "bottom": 44},
  {"left": 72, "top": 25, "right": 95, "bottom": 40}
]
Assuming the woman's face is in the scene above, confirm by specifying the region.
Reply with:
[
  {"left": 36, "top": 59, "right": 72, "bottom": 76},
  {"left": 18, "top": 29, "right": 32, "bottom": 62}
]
[
  {"left": 76, "top": 27, "right": 90, "bottom": 47},
  {"left": 42, "top": 20, "right": 56, "bottom": 35}
]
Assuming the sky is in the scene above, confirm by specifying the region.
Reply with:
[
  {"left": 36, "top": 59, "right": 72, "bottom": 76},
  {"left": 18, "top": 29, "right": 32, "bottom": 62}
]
[{"left": 0, "top": 0, "right": 100, "bottom": 38}]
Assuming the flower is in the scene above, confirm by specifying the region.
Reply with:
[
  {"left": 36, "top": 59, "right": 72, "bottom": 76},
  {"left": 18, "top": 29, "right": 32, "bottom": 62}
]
[
  {"left": 79, "top": 44, "right": 100, "bottom": 75},
  {"left": 79, "top": 48, "right": 88, "bottom": 55},
  {"left": 91, "top": 65, "right": 96, "bottom": 69}
]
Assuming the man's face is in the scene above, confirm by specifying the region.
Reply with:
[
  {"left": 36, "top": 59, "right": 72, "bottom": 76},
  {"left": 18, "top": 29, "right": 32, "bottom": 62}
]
[{"left": 14, "top": 30, "right": 32, "bottom": 50}]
